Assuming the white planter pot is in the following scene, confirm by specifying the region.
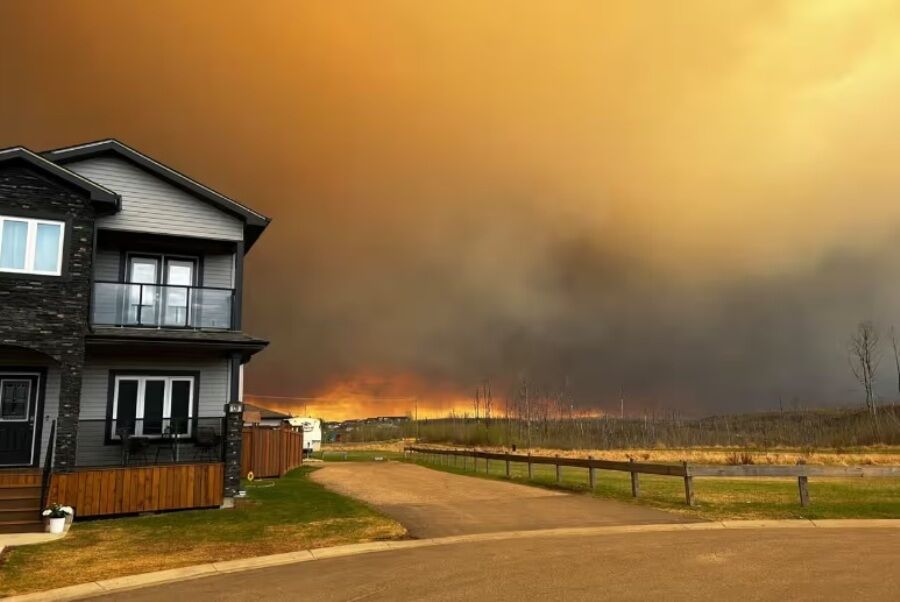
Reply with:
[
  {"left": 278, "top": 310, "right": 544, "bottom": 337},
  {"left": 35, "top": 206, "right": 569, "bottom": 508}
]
[{"left": 48, "top": 517, "right": 66, "bottom": 534}]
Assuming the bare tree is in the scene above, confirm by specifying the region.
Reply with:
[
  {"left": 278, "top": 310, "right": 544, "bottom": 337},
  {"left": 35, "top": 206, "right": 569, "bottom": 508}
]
[
  {"left": 473, "top": 388, "right": 481, "bottom": 421},
  {"left": 849, "top": 321, "right": 880, "bottom": 416},
  {"left": 482, "top": 380, "right": 493, "bottom": 424},
  {"left": 890, "top": 326, "right": 900, "bottom": 396}
]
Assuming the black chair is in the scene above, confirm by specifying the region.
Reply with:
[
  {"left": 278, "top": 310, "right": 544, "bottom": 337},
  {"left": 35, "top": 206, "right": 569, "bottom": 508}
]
[
  {"left": 155, "top": 425, "right": 178, "bottom": 463},
  {"left": 193, "top": 427, "right": 222, "bottom": 461},
  {"left": 125, "top": 434, "right": 150, "bottom": 465}
]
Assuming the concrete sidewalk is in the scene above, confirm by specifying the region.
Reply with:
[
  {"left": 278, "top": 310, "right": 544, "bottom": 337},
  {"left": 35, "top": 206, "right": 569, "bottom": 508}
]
[
  {"left": 0, "top": 532, "right": 64, "bottom": 557},
  {"left": 7, "top": 520, "right": 900, "bottom": 601}
]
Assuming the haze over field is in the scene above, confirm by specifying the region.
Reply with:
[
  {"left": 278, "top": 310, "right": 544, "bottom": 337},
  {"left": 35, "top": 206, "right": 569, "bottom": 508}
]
[{"left": 4, "top": 1, "right": 900, "bottom": 419}]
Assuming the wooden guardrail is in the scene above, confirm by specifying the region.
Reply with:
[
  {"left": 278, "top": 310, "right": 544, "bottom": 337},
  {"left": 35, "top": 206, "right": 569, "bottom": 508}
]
[{"left": 404, "top": 445, "right": 900, "bottom": 507}]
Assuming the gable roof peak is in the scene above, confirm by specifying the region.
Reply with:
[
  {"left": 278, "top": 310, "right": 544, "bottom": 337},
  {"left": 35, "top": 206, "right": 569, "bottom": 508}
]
[
  {"left": 43, "top": 138, "right": 271, "bottom": 249},
  {"left": 0, "top": 145, "right": 120, "bottom": 207}
]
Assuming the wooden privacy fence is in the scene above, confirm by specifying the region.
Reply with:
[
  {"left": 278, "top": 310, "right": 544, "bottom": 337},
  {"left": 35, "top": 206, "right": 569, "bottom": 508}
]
[
  {"left": 241, "top": 425, "right": 304, "bottom": 478},
  {"left": 404, "top": 446, "right": 900, "bottom": 507}
]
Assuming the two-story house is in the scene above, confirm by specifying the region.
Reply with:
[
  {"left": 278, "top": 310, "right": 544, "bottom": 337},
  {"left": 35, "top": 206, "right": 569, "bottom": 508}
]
[{"left": 0, "top": 140, "right": 269, "bottom": 532}]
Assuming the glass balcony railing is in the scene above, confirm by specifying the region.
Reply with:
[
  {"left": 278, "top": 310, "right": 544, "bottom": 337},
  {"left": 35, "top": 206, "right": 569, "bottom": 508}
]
[{"left": 92, "top": 281, "right": 234, "bottom": 329}]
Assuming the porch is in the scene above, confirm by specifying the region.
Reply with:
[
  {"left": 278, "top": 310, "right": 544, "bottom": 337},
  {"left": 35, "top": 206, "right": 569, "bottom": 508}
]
[
  {"left": 75, "top": 417, "right": 225, "bottom": 467},
  {"left": 47, "top": 463, "right": 224, "bottom": 518}
]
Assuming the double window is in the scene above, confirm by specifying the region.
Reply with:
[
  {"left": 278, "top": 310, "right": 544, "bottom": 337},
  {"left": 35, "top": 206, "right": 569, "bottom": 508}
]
[
  {"left": 110, "top": 375, "right": 196, "bottom": 438},
  {"left": 0, "top": 216, "right": 64, "bottom": 276}
]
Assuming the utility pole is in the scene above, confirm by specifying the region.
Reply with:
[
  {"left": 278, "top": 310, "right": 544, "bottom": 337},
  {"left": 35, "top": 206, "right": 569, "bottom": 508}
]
[{"left": 415, "top": 398, "right": 419, "bottom": 442}]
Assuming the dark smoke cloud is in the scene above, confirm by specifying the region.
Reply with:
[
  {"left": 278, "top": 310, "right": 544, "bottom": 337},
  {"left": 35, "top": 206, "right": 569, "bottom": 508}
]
[{"left": 3, "top": 1, "right": 900, "bottom": 416}]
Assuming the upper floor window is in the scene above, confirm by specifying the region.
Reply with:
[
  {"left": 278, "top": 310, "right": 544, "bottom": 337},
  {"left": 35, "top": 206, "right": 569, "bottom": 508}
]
[{"left": 0, "top": 216, "right": 64, "bottom": 276}]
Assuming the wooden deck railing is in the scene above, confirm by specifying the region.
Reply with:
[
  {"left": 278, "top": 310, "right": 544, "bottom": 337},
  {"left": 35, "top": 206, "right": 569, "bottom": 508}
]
[
  {"left": 404, "top": 446, "right": 900, "bottom": 507},
  {"left": 46, "top": 463, "right": 224, "bottom": 517}
]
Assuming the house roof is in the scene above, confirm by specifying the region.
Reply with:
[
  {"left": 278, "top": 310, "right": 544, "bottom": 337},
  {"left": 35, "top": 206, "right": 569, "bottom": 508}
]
[
  {"left": 243, "top": 402, "right": 292, "bottom": 421},
  {"left": 0, "top": 146, "right": 121, "bottom": 208},
  {"left": 42, "top": 139, "right": 271, "bottom": 250}
]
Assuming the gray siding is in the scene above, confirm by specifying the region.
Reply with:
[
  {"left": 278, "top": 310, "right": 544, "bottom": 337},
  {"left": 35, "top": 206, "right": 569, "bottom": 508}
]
[
  {"left": 0, "top": 350, "right": 59, "bottom": 466},
  {"left": 203, "top": 253, "right": 234, "bottom": 288},
  {"left": 93, "top": 250, "right": 234, "bottom": 288},
  {"left": 67, "top": 157, "right": 243, "bottom": 241},
  {"left": 76, "top": 354, "right": 230, "bottom": 466},
  {"left": 94, "top": 248, "right": 121, "bottom": 281}
]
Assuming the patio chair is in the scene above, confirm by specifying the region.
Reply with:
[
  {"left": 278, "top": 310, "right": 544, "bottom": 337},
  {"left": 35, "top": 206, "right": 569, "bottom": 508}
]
[
  {"left": 193, "top": 427, "right": 222, "bottom": 461},
  {"left": 154, "top": 425, "right": 178, "bottom": 463},
  {"left": 125, "top": 434, "right": 150, "bottom": 465}
]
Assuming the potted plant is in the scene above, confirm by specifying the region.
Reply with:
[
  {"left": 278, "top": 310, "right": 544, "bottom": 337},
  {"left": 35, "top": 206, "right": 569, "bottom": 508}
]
[{"left": 42, "top": 504, "right": 73, "bottom": 534}]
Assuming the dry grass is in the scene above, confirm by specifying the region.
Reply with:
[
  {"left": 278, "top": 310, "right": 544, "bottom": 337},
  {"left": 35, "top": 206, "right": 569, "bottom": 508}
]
[
  {"left": 0, "top": 468, "right": 405, "bottom": 596},
  {"left": 391, "top": 441, "right": 900, "bottom": 466}
]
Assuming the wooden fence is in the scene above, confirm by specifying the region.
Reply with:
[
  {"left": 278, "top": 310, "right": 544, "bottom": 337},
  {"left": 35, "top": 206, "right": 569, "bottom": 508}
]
[
  {"left": 46, "top": 463, "right": 224, "bottom": 517},
  {"left": 241, "top": 425, "right": 304, "bottom": 479},
  {"left": 404, "top": 446, "right": 900, "bottom": 507}
]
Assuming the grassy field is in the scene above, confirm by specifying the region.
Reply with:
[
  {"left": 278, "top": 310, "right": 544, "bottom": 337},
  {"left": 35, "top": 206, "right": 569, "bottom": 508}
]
[
  {"left": 321, "top": 440, "right": 900, "bottom": 465},
  {"left": 402, "top": 451, "right": 900, "bottom": 521},
  {"left": 0, "top": 467, "right": 405, "bottom": 597}
]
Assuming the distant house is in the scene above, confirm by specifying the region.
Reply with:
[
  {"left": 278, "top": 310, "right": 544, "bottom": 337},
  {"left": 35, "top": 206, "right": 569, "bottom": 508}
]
[
  {"left": 0, "top": 139, "right": 270, "bottom": 530},
  {"left": 242, "top": 402, "right": 293, "bottom": 428}
]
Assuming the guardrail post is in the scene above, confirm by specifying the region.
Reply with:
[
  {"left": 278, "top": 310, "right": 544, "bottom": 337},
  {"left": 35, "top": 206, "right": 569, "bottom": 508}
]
[
  {"left": 505, "top": 455, "right": 511, "bottom": 478},
  {"left": 629, "top": 458, "right": 640, "bottom": 497},
  {"left": 527, "top": 452, "right": 533, "bottom": 479},
  {"left": 683, "top": 461, "right": 695, "bottom": 506},
  {"left": 588, "top": 456, "right": 596, "bottom": 489},
  {"left": 555, "top": 455, "right": 561, "bottom": 484},
  {"left": 798, "top": 475, "right": 810, "bottom": 507},
  {"left": 795, "top": 459, "right": 811, "bottom": 507}
]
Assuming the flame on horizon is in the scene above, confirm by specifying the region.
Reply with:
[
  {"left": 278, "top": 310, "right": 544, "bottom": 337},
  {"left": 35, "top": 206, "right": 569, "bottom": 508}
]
[{"left": 245, "top": 372, "right": 474, "bottom": 422}]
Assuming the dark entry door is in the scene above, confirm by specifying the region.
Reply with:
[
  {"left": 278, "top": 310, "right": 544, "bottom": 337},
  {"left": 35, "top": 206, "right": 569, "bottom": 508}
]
[{"left": 0, "top": 374, "right": 40, "bottom": 466}]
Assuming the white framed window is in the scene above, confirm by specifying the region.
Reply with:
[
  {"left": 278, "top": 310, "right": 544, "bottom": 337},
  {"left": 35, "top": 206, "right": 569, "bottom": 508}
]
[
  {"left": 0, "top": 216, "right": 65, "bottom": 276},
  {"left": 110, "top": 375, "right": 195, "bottom": 438}
]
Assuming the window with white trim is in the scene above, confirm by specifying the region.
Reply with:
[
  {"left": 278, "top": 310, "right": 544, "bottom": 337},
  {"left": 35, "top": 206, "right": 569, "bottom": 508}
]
[
  {"left": 111, "top": 375, "right": 195, "bottom": 438},
  {"left": 0, "top": 216, "right": 64, "bottom": 276}
]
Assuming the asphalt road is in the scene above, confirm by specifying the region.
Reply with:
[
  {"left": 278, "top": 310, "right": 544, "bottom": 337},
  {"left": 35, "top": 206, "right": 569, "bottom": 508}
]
[
  {"left": 96, "top": 528, "right": 900, "bottom": 601},
  {"left": 309, "top": 461, "right": 692, "bottom": 537}
]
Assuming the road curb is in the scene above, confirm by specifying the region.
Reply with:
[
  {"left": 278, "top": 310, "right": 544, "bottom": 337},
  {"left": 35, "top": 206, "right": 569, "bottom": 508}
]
[{"left": 7, "top": 519, "right": 900, "bottom": 601}]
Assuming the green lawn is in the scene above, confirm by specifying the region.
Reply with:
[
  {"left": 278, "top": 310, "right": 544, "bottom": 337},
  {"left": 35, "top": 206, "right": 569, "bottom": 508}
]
[
  {"left": 406, "top": 453, "right": 900, "bottom": 521},
  {"left": 0, "top": 467, "right": 405, "bottom": 597}
]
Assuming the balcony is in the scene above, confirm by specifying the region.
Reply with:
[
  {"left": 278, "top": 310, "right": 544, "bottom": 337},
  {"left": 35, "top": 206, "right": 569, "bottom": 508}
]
[{"left": 92, "top": 281, "right": 234, "bottom": 330}]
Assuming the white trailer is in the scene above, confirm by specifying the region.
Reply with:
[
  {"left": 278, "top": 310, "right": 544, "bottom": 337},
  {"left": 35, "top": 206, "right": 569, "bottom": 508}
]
[{"left": 287, "top": 417, "right": 322, "bottom": 454}]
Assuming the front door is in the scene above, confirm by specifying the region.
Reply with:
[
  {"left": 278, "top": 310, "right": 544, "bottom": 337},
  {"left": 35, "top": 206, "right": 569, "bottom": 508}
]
[{"left": 0, "top": 373, "right": 40, "bottom": 466}]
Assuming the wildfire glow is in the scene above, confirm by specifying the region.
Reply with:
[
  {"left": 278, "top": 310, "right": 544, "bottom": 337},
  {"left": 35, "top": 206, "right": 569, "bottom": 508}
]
[{"left": 245, "top": 372, "right": 473, "bottom": 421}]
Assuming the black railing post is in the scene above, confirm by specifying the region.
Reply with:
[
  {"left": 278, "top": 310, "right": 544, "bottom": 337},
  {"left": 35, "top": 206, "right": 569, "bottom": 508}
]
[{"left": 41, "top": 420, "right": 57, "bottom": 509}]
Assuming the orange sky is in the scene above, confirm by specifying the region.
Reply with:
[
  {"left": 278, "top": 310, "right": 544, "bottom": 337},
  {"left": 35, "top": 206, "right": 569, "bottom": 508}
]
[{"left": 3, "top": 2, "right": 900, "bottom": 417}]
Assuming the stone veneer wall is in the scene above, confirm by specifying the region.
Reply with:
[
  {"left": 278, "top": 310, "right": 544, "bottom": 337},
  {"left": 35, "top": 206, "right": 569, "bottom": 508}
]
[{"left": 0, "top": 162, "right": 96, "bottom": 470}]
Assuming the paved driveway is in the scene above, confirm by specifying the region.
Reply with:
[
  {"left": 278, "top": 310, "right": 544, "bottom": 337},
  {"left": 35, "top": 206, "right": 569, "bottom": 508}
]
[
  {"left": 97, "top": 527, "right": 900, "bottom": 601},
  {"left": 309, "top": 461, "right": 692, "bottom": 537}
]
